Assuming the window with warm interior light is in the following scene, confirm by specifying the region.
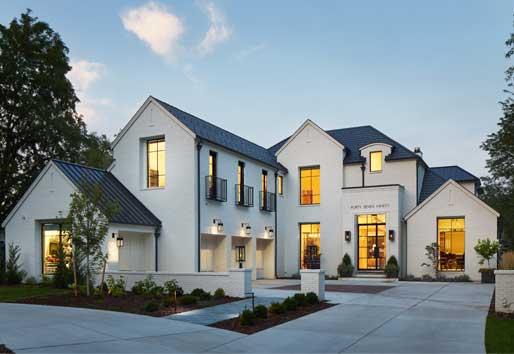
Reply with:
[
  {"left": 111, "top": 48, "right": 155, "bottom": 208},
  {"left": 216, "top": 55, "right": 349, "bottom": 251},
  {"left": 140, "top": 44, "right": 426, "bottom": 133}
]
[
  {"left": 300, "top": 166, "right": 320, "bottom": 205},
  {"left": 147, "top": 138, "right": 165, "bottom": 188},
  {"left": 300, "top": 223, "right": 320, "bottom": 269},
  {"left": 370, "top": 151, "right": 382, "bottom": 172},
  {"left": 278, "top": 175, "right": 283, "bottom": 195},
  {"left": 438, "top": 218, "right": 465, "bottom": 272},
  {"left": 42, "top": 223, "right": 72, "bottom": 275}
]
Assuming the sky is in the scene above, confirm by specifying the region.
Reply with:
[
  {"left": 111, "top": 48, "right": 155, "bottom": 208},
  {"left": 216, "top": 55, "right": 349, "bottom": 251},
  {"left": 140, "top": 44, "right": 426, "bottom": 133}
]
[{"left": 1, "top": 1, "right": 513, "bottom": 177}]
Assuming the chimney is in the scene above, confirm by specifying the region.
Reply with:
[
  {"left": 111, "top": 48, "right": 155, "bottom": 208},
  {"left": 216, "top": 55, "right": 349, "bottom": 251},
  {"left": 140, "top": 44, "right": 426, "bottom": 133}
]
[{"left": 414, "top": 147, "right": 423, "bottom": 158}]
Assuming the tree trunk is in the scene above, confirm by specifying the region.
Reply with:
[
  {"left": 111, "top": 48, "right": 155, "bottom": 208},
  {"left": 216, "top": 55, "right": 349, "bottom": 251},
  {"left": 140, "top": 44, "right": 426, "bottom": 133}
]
[
  {"left": 99, "top": 254, "right": 108, "bottom": 295},
  {"left": 72, "top": 249, "right": 78, "bottom": 297}
]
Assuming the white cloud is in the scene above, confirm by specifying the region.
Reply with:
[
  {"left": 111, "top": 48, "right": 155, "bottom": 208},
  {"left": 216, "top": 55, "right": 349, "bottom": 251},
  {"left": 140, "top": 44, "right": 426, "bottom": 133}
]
[
  {"left": 235, "top": 43, "right": 266, "bottom": 61},
  {"left": 197, "top": 1, "right": 231, "bottom": 56},
  {"left": 67, "top": 60, "right": 105, "bottom": 92},
  {"left": 67, "top": 59, "right": 110, "bottom": 124},
  {"left": 121, "top": 1, "right": 184, "bottom": 60},
  {"left": 183, "top": 63, "right": 201, "bottom": 85}
]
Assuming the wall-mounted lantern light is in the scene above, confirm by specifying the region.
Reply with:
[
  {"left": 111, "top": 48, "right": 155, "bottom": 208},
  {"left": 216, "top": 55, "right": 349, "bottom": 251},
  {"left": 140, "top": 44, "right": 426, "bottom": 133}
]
[
  {"left": 116, "top": 237, "right": 124, "bottom": 248},
  {"left": 388, "top": 230, "right": 395, "bottom": 241},
  {"left": 235, "top": 245, "right": 246, "bottom": 268},
  {"left": 344, "top": 231, "right": 351, "bottom": 242},
  {"left": 241, "top": 223, "right": 251, "bottom": 236},
  {"left": 265, "top": 226, "right": 274, "bottom": 238},
  {"left": 213, "top": 219, "right": 224, "bottom": 233},
  {"left": 112, "top": 232, "right": 117, "bottom": 239}
]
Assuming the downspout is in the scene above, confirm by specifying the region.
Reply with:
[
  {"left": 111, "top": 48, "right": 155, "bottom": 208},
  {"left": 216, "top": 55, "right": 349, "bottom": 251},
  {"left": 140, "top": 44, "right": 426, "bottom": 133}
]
[
  {"left": 154, "top": 224, "right": 161, "bottom": 271},
  {"left": 360, "top": 162, "right": 365, "bottom": 187},
  {"left": 274, "top": 171, "right": 278, "bottom": 278},
  {"left": 196, "top": 139, "right": 203, "bottom": 272}
]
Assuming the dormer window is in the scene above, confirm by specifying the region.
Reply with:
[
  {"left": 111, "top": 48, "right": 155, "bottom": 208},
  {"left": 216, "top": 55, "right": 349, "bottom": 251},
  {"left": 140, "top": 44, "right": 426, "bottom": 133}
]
[
  {"left": 370, "top": 151, "right": 382, "bottom": 173},
  {"left": 147, "top": 138, "right": 165, "bottom": 188}
]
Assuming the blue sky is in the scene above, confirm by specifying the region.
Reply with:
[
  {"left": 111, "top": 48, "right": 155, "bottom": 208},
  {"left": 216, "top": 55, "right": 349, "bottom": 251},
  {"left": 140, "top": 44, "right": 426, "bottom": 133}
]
[{"left": 1, "top": 1, "right": 513, "bottom": 177}]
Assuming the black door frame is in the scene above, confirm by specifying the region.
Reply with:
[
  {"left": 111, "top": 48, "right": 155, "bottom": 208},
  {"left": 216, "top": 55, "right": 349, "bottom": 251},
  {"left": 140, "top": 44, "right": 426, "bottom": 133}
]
[{"left": 357, "top": 215, "right": 386, "bottom": 271}]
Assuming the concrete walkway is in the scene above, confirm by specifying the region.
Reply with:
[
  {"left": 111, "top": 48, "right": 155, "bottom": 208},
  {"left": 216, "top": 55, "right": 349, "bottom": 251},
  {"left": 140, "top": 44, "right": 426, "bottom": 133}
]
[
  {"left": 168, "top": 296, "right": 282, "bottom": 325},
  {"left": 0, "top": 281, "right": 494, "bottom": 353}
]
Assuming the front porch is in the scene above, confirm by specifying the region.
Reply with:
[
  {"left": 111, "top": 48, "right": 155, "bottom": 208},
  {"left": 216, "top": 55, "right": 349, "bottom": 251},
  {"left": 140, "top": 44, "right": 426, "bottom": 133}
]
[{"left": 107, "top": 224, "right": 156, "bottom": 272}]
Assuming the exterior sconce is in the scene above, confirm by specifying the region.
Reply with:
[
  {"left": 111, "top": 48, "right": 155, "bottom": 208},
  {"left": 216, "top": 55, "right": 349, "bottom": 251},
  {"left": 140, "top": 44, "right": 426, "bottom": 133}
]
[
  {"left": 116, "top": 237, "right": 124, "bottom": 248},
  {"left": 241, "top": 223, "right": 251, "bottom": 236},
  {"left": 388, "top": 230, "right": 395, "bottom": 241},
  {"left": 344, "top": 231, "right": 351, "bottom": 242},
  {"left": 112, "top": 232, "right": 117, "bottom": 239},
  {"left": 236, "top": 245, "right": 246, "bottom": 268},
  {"left": 213, "top": 219, "right": 224, "bottom": 233},
  {"left": 265, "top": 226, "right": 274, "bottom": 238}
]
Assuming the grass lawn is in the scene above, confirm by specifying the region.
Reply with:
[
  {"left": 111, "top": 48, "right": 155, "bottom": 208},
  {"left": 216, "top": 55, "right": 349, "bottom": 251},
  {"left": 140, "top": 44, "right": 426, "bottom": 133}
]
[
  {"left": 0, "top": 285, "right": 70, "bottom": 302},
  {"left": 485, "top": 315, "right": 514, "bottom": 354}
]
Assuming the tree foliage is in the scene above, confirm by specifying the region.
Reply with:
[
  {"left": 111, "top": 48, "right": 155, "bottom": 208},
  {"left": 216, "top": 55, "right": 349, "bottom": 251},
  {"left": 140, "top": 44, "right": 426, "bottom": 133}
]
[
  {"left": 481, "top": 15, "right": 514, "bottom": 249},
  {"left": 474, "top": 238, "right": 500, "bottom": 268},
  {"left": 0, "top": 10, "right": 112, "bottom": 222},
  {"left": 68, "top": 186, "right": 117, "bottom": 296},
  {"left": 5, "top": 243, "right": 26, "bottom": 284}
]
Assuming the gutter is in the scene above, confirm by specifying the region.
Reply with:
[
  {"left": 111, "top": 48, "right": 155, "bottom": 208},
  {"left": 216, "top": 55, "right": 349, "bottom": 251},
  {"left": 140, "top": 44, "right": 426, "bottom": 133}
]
[
  {"left": 196, "top": 139, "right": 203, "bottom": 272},
  {"left": 274, "top": 171, "right": 278, "bottom": 278},
  {"left": 154, "top": 224, "right": 161, "bottom": 271}
]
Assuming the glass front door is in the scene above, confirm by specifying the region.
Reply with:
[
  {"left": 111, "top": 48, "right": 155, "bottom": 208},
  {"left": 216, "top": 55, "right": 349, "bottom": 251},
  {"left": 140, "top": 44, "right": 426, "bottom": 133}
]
[{"left": 358, "top": 214, "right": 386, "bottom": 270}]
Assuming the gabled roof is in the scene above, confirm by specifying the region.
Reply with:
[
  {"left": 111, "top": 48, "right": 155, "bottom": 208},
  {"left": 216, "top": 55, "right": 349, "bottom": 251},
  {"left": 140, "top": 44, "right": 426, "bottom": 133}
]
[
  {"left": 406, "top": 179, "right": 499, "bottom": 220},
  {"left": 53, "top": 160, "right": 161, "bottom": 227},
  {"left": 152, "top": 97, "right": 284, "bottom": 171},
  {"left": 419, "top": 166, "right": 480, "bottom": 203},
  {"left": 269, "top": 125, "right": 418, "bottom": 164}
]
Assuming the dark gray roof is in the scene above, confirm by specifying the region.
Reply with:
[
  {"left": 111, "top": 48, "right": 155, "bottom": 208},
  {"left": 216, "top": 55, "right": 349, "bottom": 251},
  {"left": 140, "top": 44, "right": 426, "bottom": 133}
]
[
  {"left": 269, "top": 125, "right": 418, "bottom": 164},
  {"left": 153, "top": 97, "right": 284, "bottom": 171},
  {"left": 54, "top": 160, "right": 161, "bottom": 227},
  {"left": 419, "top": 166, "right": 480, "bottom": 203}
]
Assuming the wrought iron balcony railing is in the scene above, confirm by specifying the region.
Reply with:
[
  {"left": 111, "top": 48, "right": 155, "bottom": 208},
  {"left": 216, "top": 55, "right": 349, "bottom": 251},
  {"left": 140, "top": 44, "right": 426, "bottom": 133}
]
[
  {"left": 235, "top": 184, "right": 254, "bottom": 207},
  {"left": 259, "top": 191, "right": 276, "bottom": 212},
  {"left": 205, "top": 176, "right": 227, "bottom": 202}
]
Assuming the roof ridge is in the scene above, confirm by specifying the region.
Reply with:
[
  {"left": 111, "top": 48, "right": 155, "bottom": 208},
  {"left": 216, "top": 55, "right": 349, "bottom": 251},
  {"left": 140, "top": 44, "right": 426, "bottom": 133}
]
[
  {"left": 152, "top": 97, "right": 273, "bottom": 154},
  {"left": 325, "top": 125, "right": 373, "bottom": 132},
  {"left": 365, "top": 125, "right": 416, "bottom": 156},
  {"left": 430, "top": 165, "right": 479, "bottom": 181},
  {"left": 52, "top": 159, "right": 107, "bottom": 173}
]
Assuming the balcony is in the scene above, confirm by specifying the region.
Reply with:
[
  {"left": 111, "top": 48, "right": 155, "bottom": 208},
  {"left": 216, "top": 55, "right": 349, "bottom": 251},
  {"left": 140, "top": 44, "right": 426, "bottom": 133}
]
[
  {"left": 259, "top": 191, "right": 276, "bottom": 212},
  {"left": 205, "top": 176, "right": 227, "bottom": 202},
  {"left": 235, "top": 184, "right": 254, "bottom": 207}
]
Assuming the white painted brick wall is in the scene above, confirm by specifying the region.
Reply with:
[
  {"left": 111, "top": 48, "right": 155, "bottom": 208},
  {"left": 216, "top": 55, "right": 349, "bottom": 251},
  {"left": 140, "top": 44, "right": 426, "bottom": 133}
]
[
  {"left": 495, "top": 270, "right": 514, "bottom": 313},
  {"left": 103, "top": 268, "right": 252, "bottom": 298},
  {"left": 301, "top": 269, "right": 325, "bottom": 300}
]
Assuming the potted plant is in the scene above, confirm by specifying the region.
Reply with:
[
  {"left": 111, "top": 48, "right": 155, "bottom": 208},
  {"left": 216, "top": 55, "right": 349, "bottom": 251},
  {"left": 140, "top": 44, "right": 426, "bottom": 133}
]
[
  {"left": 384, "top": 256, "right": 399, "bottom": 278},
  {"left": 337, "top": 253, "right": 354, "bottom": 278},
  {"left": 474, "top": 238, "right": 500, "bottom": 283}
]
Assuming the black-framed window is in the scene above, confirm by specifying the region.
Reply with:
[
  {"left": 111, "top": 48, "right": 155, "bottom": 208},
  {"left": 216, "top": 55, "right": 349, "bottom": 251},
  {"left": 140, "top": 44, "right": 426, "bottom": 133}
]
[
  {"left": 370, "top": 151, "right": 382, "bottom": 172},
  {"left": 300, "top": 166, "right": 320, "bottom": 205},
  {"left": 438, "top": 218, "right": 465, "bottom": 272},
  {"left": 300, "top": 223, "right": 320, "bottom": 269},
  {"left": 278, "top": 175, "right": 283, "bottom": 195},
  {"left": 41, "top": 223, "right": 72, "bottom": 275},
  {"left": 261, "top": 170, "right": 268, "bottom": 208},
  {"left": 147, "top": 138, "right": 165, "bottom": 188},
  {"left": 237, "top": 161, "right": 245, "bottom": 204},
  {"left": 209, "top": 150, "right": 217, "bottom": 177}
]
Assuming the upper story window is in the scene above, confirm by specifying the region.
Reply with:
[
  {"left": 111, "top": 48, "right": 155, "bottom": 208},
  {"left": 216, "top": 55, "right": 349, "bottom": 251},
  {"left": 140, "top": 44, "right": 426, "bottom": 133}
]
[
  {"left": 209, "top": 151, "right": 217, "bottom": 177},
  {"left": 237, "top": 161, "right": 245, "bottom": 204},
  {"left": 300, "top": 166, "right": 320, "bottom": 205},
  {"left": 147, "top": 138, "right": 165, "bottom": 188},
  {"left": 278, "top": 175, "right": 283, "bottom": 195},
  {"left": 370, "top": 151, "right": 382, "bottom": 173},
  {"left": 261, "top": 170, "right": 268, "bottom": 192}
]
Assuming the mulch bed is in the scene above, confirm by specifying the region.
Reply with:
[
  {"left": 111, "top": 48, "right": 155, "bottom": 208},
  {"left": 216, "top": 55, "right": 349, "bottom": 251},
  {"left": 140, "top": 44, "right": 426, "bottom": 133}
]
[
  {"left": 272, "top": 284, "right": 393, "bottom": 294},
  {"left": 209, "top": 302, "right": 335, "bottom": 334},
  {"left": 488, "top": 290, "right": 514, "bottom": 320},
  {"left": 0, "top": 345, "right": 14, "bottom": 354},
  {"left": 15, "top": 293, "right": 240, "bottom": 317}
]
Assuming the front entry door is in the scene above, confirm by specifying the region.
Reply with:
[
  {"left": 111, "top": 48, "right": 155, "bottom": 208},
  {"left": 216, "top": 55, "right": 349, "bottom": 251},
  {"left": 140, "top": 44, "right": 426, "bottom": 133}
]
[{"left": 358, "top": 214, "right": 386, "bottom": 270}]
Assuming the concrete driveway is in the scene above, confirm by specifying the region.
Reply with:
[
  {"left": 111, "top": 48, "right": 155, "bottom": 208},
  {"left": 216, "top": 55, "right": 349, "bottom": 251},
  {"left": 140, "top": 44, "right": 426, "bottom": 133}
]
[{"left": 0, "top": 281, "right": 494, "bottom": 353}]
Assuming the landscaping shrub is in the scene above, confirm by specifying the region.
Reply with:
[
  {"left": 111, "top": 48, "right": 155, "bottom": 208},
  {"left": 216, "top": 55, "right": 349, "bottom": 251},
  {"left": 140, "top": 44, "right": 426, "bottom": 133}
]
[
  {"left": 400, "top": 274, "right": 416, "bottom": 281},
  {"left": 162, "top": 297, "right": 174, "bottom": 307},
  {"left": 239, "top": 309, "right": 256, "bottom": 326},
  {"left": 305, "top": 292, "right": 319, "bottom": 305},
  {"left": 40, "top": 275, "right": 53, "bottom": 287},
  {"left": 143, "top": 300, "right": 159, "bottom": 312},
  {"left": 384, "top": 256, "right": 399, "bottom": 278},
  {"left": 253, "top": 304, "right": 268, "bottom": 318},
  {"left": 337, "top": 253, "right": 354, "bottom": 277},
  {"left": 106, "top": 275, "right": 126, "bottom": 297},
  {"left": 191, "top": 288, "right": 211, "bottom": 300},
  {"left": 421, "top": 274, "right": 433, "bottom": 281},
  {"left": 24, "top": 276, "right": 38, "bottom": 285},
  {"left": 452, "top": 274, "right": 471, "bottom": 282},
  {"left": 293, "top": 293, "right": 307, "bottom": 307},
  {"left": 131, "top": 275, "right": 158, "bottom": 296},
  {"left": 283, "top": 297, "right": 297, "bottom": 311},
  {"left": 6, "top": 243, "right": 26, "bottom": 285},
  {"left": 163, "top": 279, "right": 183, "bottom": 296},
  {"left": 178, "top": 295, "right": 198, "bottom": 306},
  {"left": 213, "top": 288, "right": 225, "bottom": 299},
  {"left": 269, "top": 302, "right": 285, "bottom": 314},
  {"left": 500, "top": 251, "right": 514, "bottom": 270},
  {"left": 150, "top": 285, "right": 164, "bottom": 297},
  {"left": 52, "top": 245, "right": 72, "bottom": 289}
]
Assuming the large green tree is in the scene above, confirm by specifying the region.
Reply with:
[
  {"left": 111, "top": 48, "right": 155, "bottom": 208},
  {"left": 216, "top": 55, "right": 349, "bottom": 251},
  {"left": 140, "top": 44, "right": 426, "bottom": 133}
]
[
  {"left": 0, "top": 10, "right": 112, "bottom": 222},
  {"left": 481, "top": 17, "right": 514, "bottom": 249}
]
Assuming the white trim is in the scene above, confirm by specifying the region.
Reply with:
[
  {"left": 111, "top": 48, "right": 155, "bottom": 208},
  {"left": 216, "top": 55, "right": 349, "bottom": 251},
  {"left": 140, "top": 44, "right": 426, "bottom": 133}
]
[
  {"left": 359, "top": 142, "right": 393, "bottom": 151},
  {"left": 404, "top": 179, "right": 500, "bottom": 220},
  {"left": 274, "top": 119, "right": 345, "bottom": 156},
  {"left": 1, "top": 161, "right": 77, "bottom": 227},
  {"left": 111, "top": 96, "right": 196, "bottom": 149}
]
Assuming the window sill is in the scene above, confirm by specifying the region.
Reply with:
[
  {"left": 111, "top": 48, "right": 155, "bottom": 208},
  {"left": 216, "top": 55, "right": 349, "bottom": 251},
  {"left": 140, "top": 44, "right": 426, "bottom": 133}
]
[
  {"left": 141, "top": 187, "right": 166, "bottom": 191},
  {"left": 299, "top": 203, "right": 320, "bottom": 207}
]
